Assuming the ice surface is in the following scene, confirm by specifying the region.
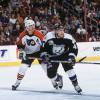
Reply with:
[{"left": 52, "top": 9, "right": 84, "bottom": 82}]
[{"left": 0, "top": 63, "right": 100, "bottom": 100}]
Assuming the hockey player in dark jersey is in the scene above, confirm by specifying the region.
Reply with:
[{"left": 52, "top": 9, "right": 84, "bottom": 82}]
[{"left": 41, "top": 25, "right": 82, "bottom": 94}]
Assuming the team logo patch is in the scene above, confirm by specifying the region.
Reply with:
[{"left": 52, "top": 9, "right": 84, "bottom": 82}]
[
  {"left": 53, "top": 45, "right": 65, "bottom": 55},
  {"left": 31, "top": 40, "right": 36, "bottom": 45}
]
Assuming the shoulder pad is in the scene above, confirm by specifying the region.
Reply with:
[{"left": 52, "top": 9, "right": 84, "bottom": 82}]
[
  {"left": 64, "top": 33, "right": 76, "bottom": 43},
  {"left": 44, "top": 31, "right": 55, "bottom": 42}
]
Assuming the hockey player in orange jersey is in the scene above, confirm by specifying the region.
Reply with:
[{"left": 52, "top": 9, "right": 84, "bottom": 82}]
[{"left": 12, "top": 19, "right": 45, "bottom": 90}]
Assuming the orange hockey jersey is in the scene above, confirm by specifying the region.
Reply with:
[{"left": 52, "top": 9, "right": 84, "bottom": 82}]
[{"left": 16, "top": 29, "right": 44, "bottom": 49}]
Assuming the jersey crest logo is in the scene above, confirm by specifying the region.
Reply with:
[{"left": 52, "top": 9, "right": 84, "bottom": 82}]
[{"left": 53, "top": 45, "right": 65, "bottom": 55}]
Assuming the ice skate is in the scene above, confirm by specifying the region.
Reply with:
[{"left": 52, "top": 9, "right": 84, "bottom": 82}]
[
  {"left": 52, "top": 75, "right": 63, "bottom": 89},
  {"left": 12, "top": 82, "right": 20, "bottom": 90},
  {"left": 72, "top": 81, "right": 82, "bottom": 94},
  {"left": 74, "top": 85, "right": 82, "bottom": 94}
]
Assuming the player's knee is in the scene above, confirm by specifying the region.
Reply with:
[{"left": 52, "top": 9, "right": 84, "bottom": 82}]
[
  {"left": 63, "top": 65, "right": 73, "bottom": 72},
  {"left": 22, "top": 59, "right": 32, "bottom": 67},
  {"left": 47, "top": 72, "right": 56, "bottom": 79},
  {"left": 18, "top": 63, "right": 29, "bottom": 75}
]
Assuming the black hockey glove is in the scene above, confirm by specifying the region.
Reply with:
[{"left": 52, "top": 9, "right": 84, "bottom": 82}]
[
  {"left": 68, "top": 55, "right": 76, "bottom": 66},
  {"left": 40, "top": 52, "right": 50, "bottom": 63}
]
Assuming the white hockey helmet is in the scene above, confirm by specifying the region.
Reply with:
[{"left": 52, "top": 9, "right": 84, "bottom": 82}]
[{"left": 25, "top": 19, "right": 35, "bottom": 27}]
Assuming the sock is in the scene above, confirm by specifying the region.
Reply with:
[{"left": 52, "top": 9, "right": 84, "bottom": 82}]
[
  {"left": 66, "top": 69, "right": 78, "bottom": 85},
  {"left": 14, "top": 63, "right": 29, "bottom": 85}
]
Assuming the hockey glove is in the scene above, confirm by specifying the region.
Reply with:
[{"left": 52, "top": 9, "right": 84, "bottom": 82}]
[
  {"left": 68, "top": 55, "right": 76, "bottom": 66},
  {"left": 40, "top": 52, "right": 50, "bottom": 63},
  {"left": 18, "top": 49, "right": 26, "bottom": 60}
]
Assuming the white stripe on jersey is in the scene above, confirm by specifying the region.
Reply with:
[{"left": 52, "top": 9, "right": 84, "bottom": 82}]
[{"left": 44, "top": 31, "right": 55, "bottom": 42}]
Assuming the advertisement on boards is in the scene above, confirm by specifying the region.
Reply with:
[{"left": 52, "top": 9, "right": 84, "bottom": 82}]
[{"left": 0, "top": 45, "right": 17, "bottom": 62}]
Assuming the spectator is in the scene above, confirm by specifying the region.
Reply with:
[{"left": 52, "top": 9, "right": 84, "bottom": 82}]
[
  {"left": 76, "top": 25, "right": 87, "bottom": 41},
  {"left": 0, "top": 0, "right": 100, "bottom": 45},
  {"left": 89, "top": 35, "right": 96, "bottom": 42},
  {"left": 9, "top": 13, "right": 17, "bottom": 25}
]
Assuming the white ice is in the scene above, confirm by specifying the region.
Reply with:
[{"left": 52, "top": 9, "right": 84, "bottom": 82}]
[{"left": 0, "top": 63, "right": 100, "bottom": 100}]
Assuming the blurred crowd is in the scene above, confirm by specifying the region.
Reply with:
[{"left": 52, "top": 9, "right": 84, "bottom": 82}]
[{"left": 0, "top": 0, "right": 100, "bottom": 45}]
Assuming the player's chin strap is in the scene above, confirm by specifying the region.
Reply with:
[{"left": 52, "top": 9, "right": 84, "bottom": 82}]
[{"left": 28, "top": 56, "right": 87, "bottom": 63}]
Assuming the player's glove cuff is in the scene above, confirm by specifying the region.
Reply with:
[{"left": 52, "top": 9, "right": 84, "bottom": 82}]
[
  {"left": 18, "top": 49, "right": 26, "bottom": 60},
  {"left": 40, "top": 52, "right": 50, "bottom": 63},
  {"left": 68, "top": 55, "right": 76, "bottom": 66}
]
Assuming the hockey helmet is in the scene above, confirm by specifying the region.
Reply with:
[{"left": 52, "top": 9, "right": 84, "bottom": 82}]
[
  {"left": 25, "top": 19, "right": 35, "bottom": 27},
  {"left": 54, "top": 24, "right": 64, "bottom": 30}
]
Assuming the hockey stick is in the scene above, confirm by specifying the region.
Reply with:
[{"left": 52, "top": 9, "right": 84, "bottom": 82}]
[
  {"left": 77, "top": 56, "right": 87, "bottom": 62},
  {"left": 76, "top": 56, "right": 100, "bottom": 65},
  {"left": 78, "top": 62, "right": 100, "bottom": 65},
  {"left": 28, "top": 53, "right": 100, "bottom": 64},
  {"left": 28, "top": 56, "right": 87, "bottom": 63},
  {"left": 49, "top": 56, "right": 87, "bottom": 63},
  {"left": 77, "top": 56, "right": 100, "bottom": 65}
]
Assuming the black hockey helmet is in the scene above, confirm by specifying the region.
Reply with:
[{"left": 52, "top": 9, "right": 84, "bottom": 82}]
[
  {"left": 54, "top": 24, "right": 64, "bottom": 30},
  {"left": 54, "top": 24, "right": 64, "bottom": 38}
]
